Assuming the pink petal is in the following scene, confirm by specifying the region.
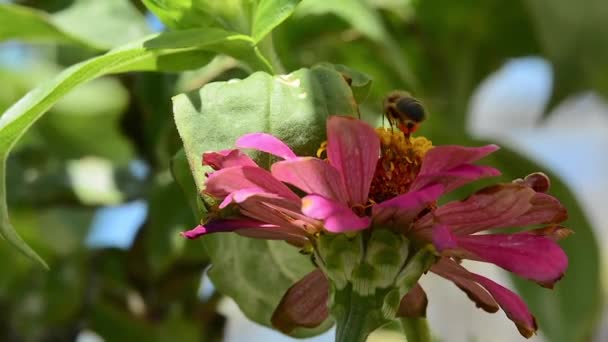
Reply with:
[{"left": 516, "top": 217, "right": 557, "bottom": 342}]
[
  {"left": 203, "top": 149, "right": 257, "bottom": 170},
  {"left": 416, "top": 184, "right": 536, "bottom": 235},
  {"left": 472, "top": 274, "right": 538, "bottom": 338},
  {"left": 271, "top": 157, "right": 349, "bottom": 203},
  {"left": 419, "top": 144, "right": 499, "bottom": 174},
  {"left": 205, "top": 166, "right": 299, "bottom": 201},
  {"left": 513, "top": 172, "right": 551, "bottom": 193},
  {"left": 181, "top": 219, "right": 277, "bottom": 239},
  {"left": 456, "top": 233, "right": 568, "bottom": 287},
  {"left": 430, "top": 258, "right": 499, "bottom": 313},
  {"left": 326, "top": 116, "right": 380, "bottom": 205},
  {"left": 411, "top": 164, "right": 500, "bottom": 193},
  {"left": 302, "top": 194, "right": 371, "bottom": 233},
  {"left": 410, "top": 144, "right": 500, "bottom": 192},
  {"left": 272, "top": 269, "right": 329, "bottom": 333},
  {"left": 236, "top": 133, "right": 297, "bottom": 160},
  {"left": 237, "top": 193, "right": 319, "bottom": 234},
  {"left": 372, "top": 184, "right": 444, "bottom": 226}
]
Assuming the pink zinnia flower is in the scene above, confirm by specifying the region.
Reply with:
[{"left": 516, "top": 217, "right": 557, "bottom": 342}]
[{"left": 183, "top": 116, "right": 569, "bottom": 338}]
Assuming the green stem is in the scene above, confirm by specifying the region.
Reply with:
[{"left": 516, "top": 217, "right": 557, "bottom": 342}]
[
  {"left": 256, "top": 34, "right": 286, "bottom": 74},
  {"left": 400, "top": 317, "right": 432, "bottom": 342},
  {"left": 332, "top": 284, "right": 389, "bottom": 342}
]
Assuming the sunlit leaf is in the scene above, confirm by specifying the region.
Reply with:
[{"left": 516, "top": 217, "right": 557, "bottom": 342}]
[
  {"left": 251, "top": 0, "right": 302, "bottom": 43},
  {"left": 0, "top": 28, "right": 268, "bottom": 267}
]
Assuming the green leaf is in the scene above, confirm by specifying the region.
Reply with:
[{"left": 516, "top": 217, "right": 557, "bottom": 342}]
[
  {"left": 172, "top": 65, "right": 360, "bottom": 334},
  {"left": 317, "top": 62, "right": 372, "bottom": 103},
  {"left": 0, "top": 3, "right": 93, "bottom": 48},
  {"left": 51, "top": 0, "right": 150, "bottom": 49},
  {"left": 0, "top": 28, "right": 268, "bottom": 267},
  {"left": 0, "top": 1, "right": 149, "bottom": 50},
  {"left": 141, "top": 0, "right": 217, "bottom": 30},
  {"left": 488, "top": 147, "right": 602, "bottom": 342},
  {"left": 251, "top": 0, "right": 302, "bottom": 43}
]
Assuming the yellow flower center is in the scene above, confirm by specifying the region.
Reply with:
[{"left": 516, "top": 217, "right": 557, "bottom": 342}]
[{"left": 368, "top": 128, "right": 432, "bottom": 203}]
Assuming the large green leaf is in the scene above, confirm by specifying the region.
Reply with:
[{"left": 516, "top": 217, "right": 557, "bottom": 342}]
[
  {"left": 0, "top": 3, "right": 92, "bottom": 48},
  {"left": 0, "top": 28, "right": 269, "bottom": 268},
  {"left": 0, "top": 1, "right": 149, "bottom": 50},
  {"left": 51, "top": 0, "right": 150, "bottom": 49},
  {"left": 172, "top": 65, "right": 360, "bottom": 335}
]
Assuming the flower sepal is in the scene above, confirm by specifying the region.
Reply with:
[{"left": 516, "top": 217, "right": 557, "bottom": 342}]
[{"left": 315, "top": 228, "right": 437, "bottom": 342}]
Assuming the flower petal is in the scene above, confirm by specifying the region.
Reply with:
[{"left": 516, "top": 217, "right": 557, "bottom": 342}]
[
  {"left": 181, "top": 219, "right": 276, "bottom": 239},
  {"left": 238, "top": 193, "right": 319, "bottom": 234},
  {"left": 397, "top": 283, "right": 428, "bottom": 318},
  {"left": 271, "top": 269, "right": 329, "bottom": 333},
  {"left": 205, "top": 166, "right": 299, "bottom": 201},
  {"left": 203, "top": 149, "right": 257, "bottom": 170},
  {"left": 373, "top": 184, "right": 444, "bottom": 226},
  {"left": 302, "top": 194, "right": 371, "bottom": 233},
  {"left": 236, "top": 133, "right": 297, "bottom": 160},
  {"left": 410, "top": 144, "right": 499, "bottom": 190},
  {"left": 431, "top": 224, "right": 459, "bottom": 251},
  {"left": 499, "top": 192, "right": 568, "bottom": 228},
  {"left": 430, "top": 258, "right": 499, "bottom": 313},
  {"left": 411, "top": 164, "right": 500, "bottom": 193},
  {"left": 326, "top": 116, "right": 380, "bottom": 205},
  {"left": 472, "top": 274, "right": 538, "bottom": 338},
  {"left": 271, "top": 157, "right": 349, "bottom": 203},
  {"left": 416, "top": 184, "right": 536, "bottom": 235},
  {"left": 455, "top": 232, "right": 568, "bottom": 287},
  {"left": 513, "top": 172, "right": 551, "bottom": 193}
]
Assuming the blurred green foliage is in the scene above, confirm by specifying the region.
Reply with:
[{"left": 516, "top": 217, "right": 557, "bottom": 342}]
[{"left": 0, "top": 0, "right": 605, "bottom": 341}]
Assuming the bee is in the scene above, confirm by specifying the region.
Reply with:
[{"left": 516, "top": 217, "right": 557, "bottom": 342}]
[{"left": 383, "top": 91, "right": 427, "bottom": 136}]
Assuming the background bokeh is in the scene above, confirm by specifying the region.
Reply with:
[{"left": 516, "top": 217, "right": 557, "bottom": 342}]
[{"left": 1, "top": 0, "right": 607, "bottom": 341}]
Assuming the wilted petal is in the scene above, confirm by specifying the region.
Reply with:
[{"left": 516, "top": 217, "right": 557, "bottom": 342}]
[
  {"left": 456, "top": 233, "right": 568, "bottom": 287},
  {"left": 397, "top": 283, "right": 428, "bottom": 317},
  {"left": 373, "top": 184, "right": 444, "bottom": 225},
  {"left": 431, "top": 224, "right": 459, "bottom": 251},
  {"left": 430, "top": 258, "right": 499, "bottom": 313},
  {"left": 181, "top": 219, "right": 276, "bottom": 239},
  {"left": 302, "top": 195, "right": 371, "bottom": 233},
  {"left": 206, "top": 166, "right": 299, "bottom": 200},
  {"left": 203, "top": 149, "right": 257, "bottom": 170},
  {"left": 416, "top": 184, "right": 535, "bottom": 235},
  {"left": 499, "top": 192, "right": 568, "bottom": 228},
  {"left": 271, "top": 157, "right": 349, "bottom": 203},
  {"left": 528, "top": 225, "right": 573, "bottom": 241},
  {"left": 236, "top": 133, "right": 297, "bottom": 160},
  {"left": 326, "top": 116, "right": 380, "bottom": 205},
  {"left": 472, "top": 274, "right": 538, "bottom": 338},
  {"left": 272, "top": 269, "right": 329, "bottom": 333},
  {"left": 238, "top": 193, "right": 317, "bottom": 234}
]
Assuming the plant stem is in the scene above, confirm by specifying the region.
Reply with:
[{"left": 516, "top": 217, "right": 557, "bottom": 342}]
[
  {"left": 332, "top": 284, "right": 388, "bottom": 342},
  {"left": 257, "top": 34, "right": 286, "bottom": 74},
  {"left": 400, "top": 317, "right": 432, "bottom": 342}
]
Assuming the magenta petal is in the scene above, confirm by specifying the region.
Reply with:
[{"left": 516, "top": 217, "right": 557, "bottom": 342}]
[
  {"left": 500, "top": 192, "right": 568, "bottom": 228},
  {"left": 206, "top": 166, "right": 299, "bottom": 200},
  {"left": 203, "top": 149, "right": 257, "bottom": 170},
  {"left": 472, "top": 274, "right": 538, "bottom": 338},
  {"left": 236, "top": 133, "right": 297, "bottom": 160},
  {"left": 457, "top": 233, "right": 568, "bottom": 287},
  {"left": 326, "top": 116, "right": 380, "bottom": 205},
  {"left": 181, "top": 219, "right": 276, "bottom": 239},
  {"left": 372, "top": 184, "right": 444, "bottom": 225},
  {"left": 302, "top": 194, "right": 371, "bottom": 233},
  {"left": 271, "top": 157, "right": 349, "bottom": 203},
  {"left": 432, "top": 224, "right": 459, "bottom": 251}
]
